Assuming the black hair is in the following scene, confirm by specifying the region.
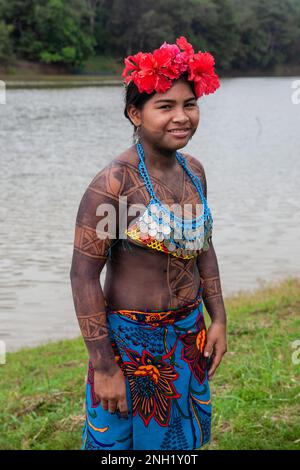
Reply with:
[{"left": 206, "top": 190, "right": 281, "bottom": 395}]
[
  {"left": 123, "top": 81, "right": 155, "bottom": 133},
  {"left": 123, "top": 71, "right": 197, "bottom": 141}
]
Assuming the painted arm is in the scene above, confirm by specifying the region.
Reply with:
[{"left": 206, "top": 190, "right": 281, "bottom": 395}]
[
  {"left": 194, "top": 159, "right": 227, "bottom": 379},
  {"left": 70, "top": 161, "right": 128, "bottom": 416},
  {"left": 197, "top": 242, "right": 227, "bottom": 326}
]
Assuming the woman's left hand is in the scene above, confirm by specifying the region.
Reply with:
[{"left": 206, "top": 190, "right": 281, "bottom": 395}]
[{"left": 204, "top": 322, "right": 227, "bottom": 380}]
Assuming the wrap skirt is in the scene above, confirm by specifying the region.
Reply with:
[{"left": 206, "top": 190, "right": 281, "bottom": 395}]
[{"left": 81, "top": 285, "right": 212, "bottom": 450}]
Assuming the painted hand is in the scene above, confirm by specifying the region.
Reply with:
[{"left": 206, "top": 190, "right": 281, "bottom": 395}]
[
  {"left": 204, "top": 322, "right": 227, "bottom": 380},
  {"left": 94, "top": 367, "right": 129, "bottom": 418}
]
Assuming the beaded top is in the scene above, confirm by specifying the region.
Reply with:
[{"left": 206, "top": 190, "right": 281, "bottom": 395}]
[{"left": 125, "top": 142, "right": 213, "bottom": 259}]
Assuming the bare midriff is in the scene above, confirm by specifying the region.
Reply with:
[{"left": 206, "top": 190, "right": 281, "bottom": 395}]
[
  {"left": 102, "top": 146, "right": 206, "bottom": 312},
  {"left": 103, "top": 239, "right": 202, "bottom": 311}
]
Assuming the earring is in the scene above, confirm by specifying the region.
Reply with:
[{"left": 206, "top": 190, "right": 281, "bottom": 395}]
[{"left": 133, "top": 126, "right": 140, "bottom": 145}]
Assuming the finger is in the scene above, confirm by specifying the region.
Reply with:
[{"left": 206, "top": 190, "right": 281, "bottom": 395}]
[
  {"left": 101, "top": 399, "right": 108, "bottom": 411},
  {"left": 94, "top": 394, "right": 101, "bottom": 405},
  {"left": 108, "top": 399, "right": 118, "bottom": 414},
  {"left": 117, "top": 398, "right": 129, "bottom": 419},
  {"left": 92, "top": 387, "right": 101, "bottom": 405},
  {"left": 204, "top": 341, "right": 214, "bottom": 358},
  {"left": 208, "top": 353, "right": 222, "bottom": 379}
]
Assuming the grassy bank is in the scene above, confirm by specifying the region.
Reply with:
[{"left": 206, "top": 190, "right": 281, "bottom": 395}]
[
  {"left": 0, "top": 56, "right": 123, "bottom": 89},
  {"left": 2, "top": 75, "right": 122, "bottom": 89},
  {"left": 1, "top": 56, "right": 300, "bottom": 89},
  {"left": 0, "top": 277, "right": 299, "bottom": 450}
]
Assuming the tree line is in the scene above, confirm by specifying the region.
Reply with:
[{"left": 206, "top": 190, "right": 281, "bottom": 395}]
[{"left": 0, "top": 0, "right": 299, "bottom": 72}]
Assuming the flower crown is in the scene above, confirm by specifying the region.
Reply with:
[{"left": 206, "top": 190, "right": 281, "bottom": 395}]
[{"left": 122, "top": 36, "right": 220, "bottom": 99}]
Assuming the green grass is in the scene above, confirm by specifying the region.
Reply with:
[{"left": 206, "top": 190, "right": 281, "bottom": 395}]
[
  {"left": 3, "top": 75, "right": 122, "bottom": 89},
  {"left": 0, "top": 54, "right": 123, "bottom": 89},
  {"left": 1, "top": 55, "right": 123, "bottom": 88},
  {"left": 0, "top": 277, "right": 299, "bottom": 450}
]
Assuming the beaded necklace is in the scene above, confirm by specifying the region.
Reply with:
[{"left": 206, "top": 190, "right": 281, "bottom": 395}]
[{"left": 125, "top": 142, "right": 213, "bottom": 259}]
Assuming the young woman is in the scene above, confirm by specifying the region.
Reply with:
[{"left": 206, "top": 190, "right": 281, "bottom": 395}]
[{"left": 70, "top": 36, "right": 227, "bottom": 450}]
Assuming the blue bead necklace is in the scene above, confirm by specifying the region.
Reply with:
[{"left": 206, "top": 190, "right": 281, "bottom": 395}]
[
  {"left": 135, "top": 142, "right": 213, "bottom": 253},
  {"left": 136, "top": 142, "right": 211, "bottom": 220}
]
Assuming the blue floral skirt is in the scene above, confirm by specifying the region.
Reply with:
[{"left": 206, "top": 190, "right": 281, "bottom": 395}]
[{"left": 81, "top": 288, "right": 212, "bottom": 450}]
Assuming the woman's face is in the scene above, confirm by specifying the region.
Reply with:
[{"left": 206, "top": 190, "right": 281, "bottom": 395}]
[{"left": 130, "top": 79, "right": 199, "bottom": 150}]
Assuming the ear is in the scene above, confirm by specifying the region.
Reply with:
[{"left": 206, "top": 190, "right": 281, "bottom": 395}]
[{"left": 127, "top": 104, "right": 142, "bottom": 128}]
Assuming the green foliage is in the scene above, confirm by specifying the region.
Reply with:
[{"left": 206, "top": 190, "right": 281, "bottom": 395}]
[
  {"left": 0, "top": 0, "right": 95, "bottom": 69},
  {"left": 33, "top": 0, "right": 95, "bottom": 68},
  {"left": 229, "top": 0, "right": 300, "bottom": 69},
  {"left": 0, "top": 20, "right": 13, "bottom": 60},
  {"left": 0, "top": 0, "right": 299, "bottom": 71}
]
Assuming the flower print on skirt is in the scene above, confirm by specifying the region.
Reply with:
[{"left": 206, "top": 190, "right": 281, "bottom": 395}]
[{"left": 82, "top": 287, "right": 212, "bottom": 451}]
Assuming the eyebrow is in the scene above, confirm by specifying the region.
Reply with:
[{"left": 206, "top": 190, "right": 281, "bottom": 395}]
[{"left": 154, "top": 97, "right": 197, "bottom": 104}]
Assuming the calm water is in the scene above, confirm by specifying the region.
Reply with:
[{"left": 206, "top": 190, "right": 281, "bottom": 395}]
[{"left": 0, "top": 78, "right": 299, "bottom": 352}]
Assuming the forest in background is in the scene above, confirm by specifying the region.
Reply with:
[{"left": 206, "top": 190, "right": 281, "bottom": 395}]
[{"left": 0, "top": 0, "right": 300, "bottom": 74}]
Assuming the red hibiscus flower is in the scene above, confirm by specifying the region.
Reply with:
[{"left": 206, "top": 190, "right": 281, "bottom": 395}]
[
  {"left": 122, "top": 51, "right": 144, "bottom": 84},
  {"left": 188, "top": 51, "right": 220, "bottom": 97},
  {"left": 176, "top": 36, "right": 194, "bottom": 54},
  {"left": 122, "top": 35, "right": 220, "bottom": 98}
]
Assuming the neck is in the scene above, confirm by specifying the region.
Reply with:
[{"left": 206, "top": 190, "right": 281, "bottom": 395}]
[{"left": 137, "top": 138, "right": 177, "bottom": 172}]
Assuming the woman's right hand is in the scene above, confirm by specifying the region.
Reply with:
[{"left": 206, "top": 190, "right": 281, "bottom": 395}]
[{"left": 93, "top": 367, "right": 129, "bottom": 418}]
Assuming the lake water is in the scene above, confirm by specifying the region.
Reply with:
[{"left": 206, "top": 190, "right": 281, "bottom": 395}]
[{"left": 0, "top": 77, "right": 299, "bottom": 352}]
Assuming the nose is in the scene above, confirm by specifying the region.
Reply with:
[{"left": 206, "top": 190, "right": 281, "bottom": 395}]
[{"left": 171, "top": 107, "right": 190, "bottom": 124}]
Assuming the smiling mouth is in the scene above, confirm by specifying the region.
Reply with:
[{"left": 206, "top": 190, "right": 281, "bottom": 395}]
[{"left": 167, "top": 128, "right": 191, "bottom": 137}]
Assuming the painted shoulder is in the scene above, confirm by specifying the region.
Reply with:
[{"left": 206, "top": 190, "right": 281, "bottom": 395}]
[{"left": 181, "top": 152, "right": 207, "bottom": 197}]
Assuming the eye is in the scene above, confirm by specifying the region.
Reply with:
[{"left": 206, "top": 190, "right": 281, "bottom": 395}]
[{"left": 159, "top": 103, "right": 196, "bottom": 109}]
